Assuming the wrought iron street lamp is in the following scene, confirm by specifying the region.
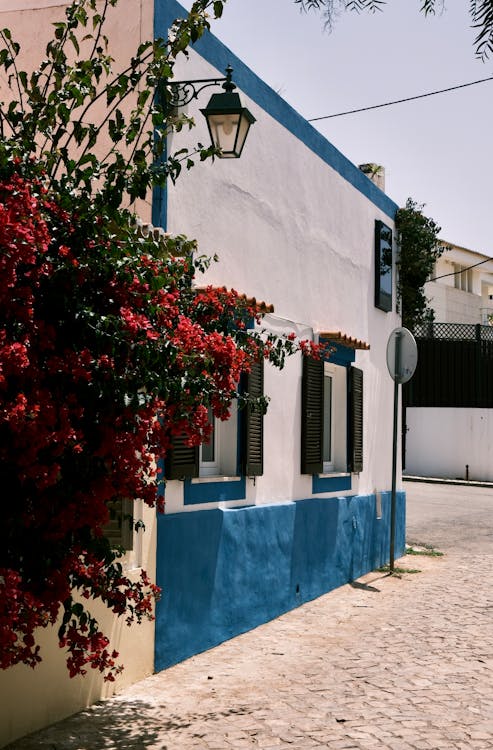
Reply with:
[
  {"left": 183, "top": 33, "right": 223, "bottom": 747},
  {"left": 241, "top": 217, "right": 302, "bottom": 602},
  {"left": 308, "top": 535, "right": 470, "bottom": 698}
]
[{"left": 168, "top": 65, "right": 255, "bottom": 158}]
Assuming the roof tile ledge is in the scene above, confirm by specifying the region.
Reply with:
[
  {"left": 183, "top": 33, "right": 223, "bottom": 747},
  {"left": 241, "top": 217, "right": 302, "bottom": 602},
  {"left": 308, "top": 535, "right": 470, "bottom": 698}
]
[{"left": 319, "top": 331, "right": 370, "bottom": 350}]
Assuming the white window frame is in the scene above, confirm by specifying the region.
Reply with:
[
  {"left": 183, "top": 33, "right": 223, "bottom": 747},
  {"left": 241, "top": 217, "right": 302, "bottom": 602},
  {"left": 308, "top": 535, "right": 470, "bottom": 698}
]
[
  {"left": 200, "top": 407, "right": 220, "bottom": 476},
  {"left": 322, "top": 362, "right": 347, "bottom": 475},
  {"left": 199, "top": 404, "right": 239, "bottom": 479},
  {"left": 323, "top": 369, "right": 335, "bottom": 473}
]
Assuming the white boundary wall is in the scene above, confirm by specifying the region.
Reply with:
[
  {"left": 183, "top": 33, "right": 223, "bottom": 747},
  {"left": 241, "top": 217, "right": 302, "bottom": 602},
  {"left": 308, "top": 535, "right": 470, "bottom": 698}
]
[{"left": 406, "top": 407, "right": 493, "bottom": 482}]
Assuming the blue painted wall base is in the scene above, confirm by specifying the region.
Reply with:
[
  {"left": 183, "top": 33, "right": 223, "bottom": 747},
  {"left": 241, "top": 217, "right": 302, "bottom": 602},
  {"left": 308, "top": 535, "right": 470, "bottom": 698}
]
[{"left": 155, "top": 492, "right": 405, "bottom": 671}]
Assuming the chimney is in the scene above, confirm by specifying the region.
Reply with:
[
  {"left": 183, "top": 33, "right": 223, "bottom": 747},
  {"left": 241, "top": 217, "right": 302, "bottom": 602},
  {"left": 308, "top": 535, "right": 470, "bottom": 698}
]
[{"left": 359, "top": 163, "right": 385, "bottom": 192}]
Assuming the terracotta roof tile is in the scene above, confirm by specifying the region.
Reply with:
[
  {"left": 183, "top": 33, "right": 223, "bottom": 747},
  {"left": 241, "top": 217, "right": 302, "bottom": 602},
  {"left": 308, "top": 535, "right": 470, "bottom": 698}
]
[
  {"left": 319, "top": 331, "right": 370, "bottom": 350},
  {"left": 196, "top": 286, "right": 274, "bottom": 314}
]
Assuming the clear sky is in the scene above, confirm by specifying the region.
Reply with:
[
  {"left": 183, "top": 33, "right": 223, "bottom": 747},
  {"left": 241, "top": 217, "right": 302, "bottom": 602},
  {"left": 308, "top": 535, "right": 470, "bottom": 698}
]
[{"left": 183, "top": 0, "right": 493, "bottom": 256}]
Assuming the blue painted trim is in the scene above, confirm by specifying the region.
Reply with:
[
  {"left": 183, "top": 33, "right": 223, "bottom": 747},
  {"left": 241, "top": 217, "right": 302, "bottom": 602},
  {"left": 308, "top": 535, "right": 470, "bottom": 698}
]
[
  {"left": 155, "top": 491, "right": 406, "bottom": 670},
  {"left": 157, "top": 457, "right": 165, "bottom": 500},
  {"left": 312, "top": 474, "right": 352, "bottom": 493},
  {"left": 154, "top": 1, "right": 398, "bottom": 221},
  {"left": 322, "top": 341, "right": 355, "bottom": 367},
  {"left": 184, "top": 475, "right": 246, "bottom": 504},
  {"left": 152, "top": 183, "right": 167, "bottom": 231}
]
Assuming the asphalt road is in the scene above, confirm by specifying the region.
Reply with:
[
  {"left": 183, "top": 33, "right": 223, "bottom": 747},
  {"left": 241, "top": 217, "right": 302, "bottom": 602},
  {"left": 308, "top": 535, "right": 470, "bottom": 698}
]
[{"left": 405, "top": 479, "right": 493, "bottom": 554}]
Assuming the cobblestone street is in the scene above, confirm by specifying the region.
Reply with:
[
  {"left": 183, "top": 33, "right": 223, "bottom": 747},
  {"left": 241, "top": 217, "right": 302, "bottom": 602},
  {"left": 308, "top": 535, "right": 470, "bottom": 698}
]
[{"left": 6, "top": 481, "right": 493, "bottom": 750}]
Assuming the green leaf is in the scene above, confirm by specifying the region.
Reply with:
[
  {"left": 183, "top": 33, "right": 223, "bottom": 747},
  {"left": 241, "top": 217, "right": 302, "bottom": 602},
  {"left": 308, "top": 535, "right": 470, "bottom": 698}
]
[
  {"left": 69, "top": 31, "right": 80, "bottom": 55},
  {"left": 137, "top": 89, "right": 150, "bottom": 108},
  {"left": 71, "top": 602, "right": 84, "bottom": 617},
  {"left": 18, "top": 70, "right": 27, "bottom": 90}
]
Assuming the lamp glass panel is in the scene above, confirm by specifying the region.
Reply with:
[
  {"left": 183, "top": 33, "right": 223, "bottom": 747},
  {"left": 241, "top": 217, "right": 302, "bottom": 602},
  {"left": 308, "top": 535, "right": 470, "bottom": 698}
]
[
  {"left": 206, "top": 111, "right": 252, "bottom": 157},
  {"left": 233, "top": 114, "right": 252, "bottom": 156},
  {"left": 208, "top": 113, "right": 239, "bottom": 152}
]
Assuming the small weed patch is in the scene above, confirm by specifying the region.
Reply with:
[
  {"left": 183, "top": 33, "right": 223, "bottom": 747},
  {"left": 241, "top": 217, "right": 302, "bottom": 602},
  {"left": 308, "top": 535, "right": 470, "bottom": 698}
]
[{"left": 406, "top": 546, "right": 443, "bottom": 557}]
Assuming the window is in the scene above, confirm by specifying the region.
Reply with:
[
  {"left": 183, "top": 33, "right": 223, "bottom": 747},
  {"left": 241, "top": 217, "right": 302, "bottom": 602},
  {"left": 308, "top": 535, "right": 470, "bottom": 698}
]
[
  {"left": 200, "top": 406, "right": 217, "bottom": 472},
  {"left": 104, "top": 498, "right": 134, "bottom": 550},
  {"left": 165, "top": 408, "right": 238, "bottom": 481},
  {"left": 321, "top": 363, "right": 347, "bottom": 473},
  {"left": 301, "top": 355, "right": 363, "bottom": 475},
  {"left": 375, "top": 220, "right": 393, "bottom": 312},
  {"left": 199, "top": 405, "right": 238, "bottom": 478},
  {"left": 165, "top": 360, "right": 264, "bottom": 481},
  {"left": 322, "top": 371, "right": 333, "bottom": 472},
  {"left": 454, "top": 264, "right": 473, "bottom": 293}
]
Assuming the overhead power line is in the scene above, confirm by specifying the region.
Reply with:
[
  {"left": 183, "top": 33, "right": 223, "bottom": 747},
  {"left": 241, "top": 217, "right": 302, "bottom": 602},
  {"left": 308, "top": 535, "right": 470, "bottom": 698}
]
[
  {"left": 431, "top": 255, "right": 493, "bottom": 282},
  {"left": 308, "top": 76, "right": 493, "bottom": 122}
]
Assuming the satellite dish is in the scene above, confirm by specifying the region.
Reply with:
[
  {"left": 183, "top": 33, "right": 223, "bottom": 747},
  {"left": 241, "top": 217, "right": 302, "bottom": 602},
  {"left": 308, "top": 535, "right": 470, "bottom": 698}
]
[{"left": 386, "top": 327, "right": 418, "bottom": 384}]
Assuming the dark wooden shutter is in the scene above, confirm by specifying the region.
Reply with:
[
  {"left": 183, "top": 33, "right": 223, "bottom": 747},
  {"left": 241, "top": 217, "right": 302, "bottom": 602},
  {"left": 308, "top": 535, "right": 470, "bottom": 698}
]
[
  {"left": 349, "top": 366, "right": 363, "bottom": 473},
  {"left": 104, "top": 498, "right": 134, "bottom": 550},
  {"left": 301, "top": 356, "right": 324, "bottom": 474},
  {"left": 242, "top": 359, "right": 264, "bottom": 476},
  {"left": 164, "top": 434, "right": 199, "bottom": 480}
]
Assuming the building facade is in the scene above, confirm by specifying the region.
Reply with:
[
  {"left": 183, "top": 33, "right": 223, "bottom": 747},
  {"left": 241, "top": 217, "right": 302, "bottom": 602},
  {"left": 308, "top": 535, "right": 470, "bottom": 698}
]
[
  {"left": 0, "top": 1, "right": 405, "bottom": 744},
  {"left": 154, "top": 0, "right": 405, "bottom": 671},
  {"left": 425, "top": 242, "right": 493, "bottom": 325}
]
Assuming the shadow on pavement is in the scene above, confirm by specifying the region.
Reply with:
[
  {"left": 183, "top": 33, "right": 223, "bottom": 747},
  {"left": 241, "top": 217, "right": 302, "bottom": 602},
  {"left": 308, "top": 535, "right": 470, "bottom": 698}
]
[
  {"left": 349, "top": 580, "right": 381, "bottom": 592},
  {"left": 7, "top": 700, "right": 251, "bottom": 750}
]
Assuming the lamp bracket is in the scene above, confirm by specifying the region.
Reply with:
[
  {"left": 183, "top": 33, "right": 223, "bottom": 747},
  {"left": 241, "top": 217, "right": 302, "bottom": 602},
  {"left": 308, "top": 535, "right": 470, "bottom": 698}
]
[{"left": 164, "top": 65, "right": 235, "bottom": 108}]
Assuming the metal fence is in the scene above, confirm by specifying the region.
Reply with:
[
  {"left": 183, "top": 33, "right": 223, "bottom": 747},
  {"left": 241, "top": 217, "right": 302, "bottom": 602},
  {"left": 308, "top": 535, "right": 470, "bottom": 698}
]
[
  {"left": 414, "top": 321, "right": 493, "bottom": 343},
  {"left": 406, "top": 322, "right": 493, "bottom": 408}
]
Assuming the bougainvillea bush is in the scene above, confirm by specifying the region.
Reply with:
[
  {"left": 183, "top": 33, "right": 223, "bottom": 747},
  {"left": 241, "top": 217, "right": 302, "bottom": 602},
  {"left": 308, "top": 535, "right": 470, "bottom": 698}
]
[
  {"left": 0, "top": 0, "right": 314, "bottom": 680},
  {"left": 0, "top": 162, "right": 281, "bottom": 680}
]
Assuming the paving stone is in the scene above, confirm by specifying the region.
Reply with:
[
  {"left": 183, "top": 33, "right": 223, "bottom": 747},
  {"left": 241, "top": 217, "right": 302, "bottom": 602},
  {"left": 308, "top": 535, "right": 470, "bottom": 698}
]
[{"left": 6, "top": 487, "right": 493, "bottom": 750}]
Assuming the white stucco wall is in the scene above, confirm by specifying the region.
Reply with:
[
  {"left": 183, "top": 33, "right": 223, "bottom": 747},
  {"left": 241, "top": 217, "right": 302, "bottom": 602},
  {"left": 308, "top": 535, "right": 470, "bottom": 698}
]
[
  {"left": 405, "top": 407, "right": 493, "bottom": 482},
  {"left": 163, "top": 48, "right": 402, "bottom": 513},
  {"left": 425, "top": 282, "right": 484, "bottom": 324}
]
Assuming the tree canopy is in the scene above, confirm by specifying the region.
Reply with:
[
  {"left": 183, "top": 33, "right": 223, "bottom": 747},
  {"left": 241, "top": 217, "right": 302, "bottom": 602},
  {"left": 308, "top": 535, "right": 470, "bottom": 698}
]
[
  {"left": 294, "top": 0, "right": 493, "bottom": 60},
  {"left": 395, "top": 198, "right": 444, "bottom": 331}
]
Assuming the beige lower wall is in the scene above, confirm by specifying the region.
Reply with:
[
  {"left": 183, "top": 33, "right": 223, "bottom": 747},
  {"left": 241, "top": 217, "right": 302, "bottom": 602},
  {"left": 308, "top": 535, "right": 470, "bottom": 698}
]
[
  {"left": 0, "top": 506, "right": 157, "bottom": 748},
  {"left": 0, "top": 5, "right": 159, "bottom": 743}
]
